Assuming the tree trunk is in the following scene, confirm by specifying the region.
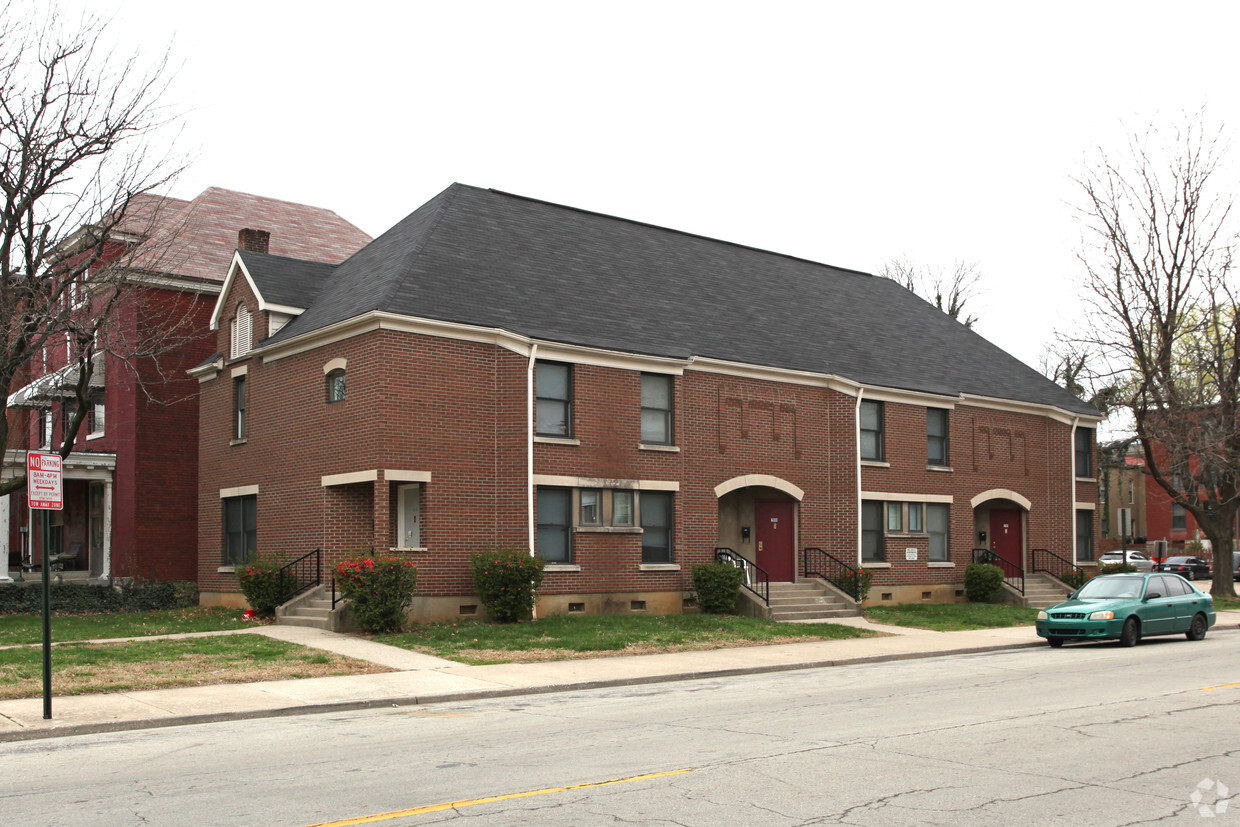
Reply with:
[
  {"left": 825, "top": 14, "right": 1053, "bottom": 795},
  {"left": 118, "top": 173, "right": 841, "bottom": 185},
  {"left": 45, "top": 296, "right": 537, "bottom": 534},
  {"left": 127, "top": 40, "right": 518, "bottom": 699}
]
[{"left": 1197, "top": 513, "right": 1237, "bottom": 599}]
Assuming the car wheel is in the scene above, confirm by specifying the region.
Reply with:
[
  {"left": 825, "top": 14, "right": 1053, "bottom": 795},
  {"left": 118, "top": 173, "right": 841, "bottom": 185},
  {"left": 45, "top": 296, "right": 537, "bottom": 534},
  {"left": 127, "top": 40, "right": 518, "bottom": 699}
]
[
  {"left": 1120, "top": 617, "right": 1141, "bottom": 647},
  {"left": 1187, "top": 570, "right": 1195, "bottom": 581},
  {"left": 1186, "top": 613, "right": 1208, "bottom": 641},
  {"left": 1047, "top": 638, "right": 1064, "bottom": 648}
]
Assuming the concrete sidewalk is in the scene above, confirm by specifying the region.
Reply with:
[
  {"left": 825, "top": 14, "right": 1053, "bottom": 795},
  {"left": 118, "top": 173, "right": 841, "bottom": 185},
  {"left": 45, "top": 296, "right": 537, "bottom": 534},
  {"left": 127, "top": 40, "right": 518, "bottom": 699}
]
[{"left": 2, "top": 611, "right": 1237, "bottom": 743}]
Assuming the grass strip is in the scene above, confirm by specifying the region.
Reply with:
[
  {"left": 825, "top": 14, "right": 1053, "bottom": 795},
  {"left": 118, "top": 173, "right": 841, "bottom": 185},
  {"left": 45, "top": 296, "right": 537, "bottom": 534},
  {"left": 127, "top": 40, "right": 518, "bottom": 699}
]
[
  {"left": 0, "top": 634, "right": 389, "bottom": 700},
  {"left": 0, "top": 606, "right": 255, "bottom": 646},
  {"left": 375, "top": 613, "right": 877, "bottom": 665},
  {"left": 864, "top": 603, "right": 1038, "bottom": 631}
]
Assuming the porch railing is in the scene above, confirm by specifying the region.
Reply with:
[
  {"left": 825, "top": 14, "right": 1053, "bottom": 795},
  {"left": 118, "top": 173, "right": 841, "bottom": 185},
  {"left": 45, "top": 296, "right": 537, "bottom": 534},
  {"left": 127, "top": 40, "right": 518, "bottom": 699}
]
[
  {"left": 277, "top": 548, "right": 322, "bottom": 605},
  {"left": 714, "top": 547, "right": 769, "bottom": 606},
  {"left": 973, "top": 548, "right": 1025, "bottom": 596},
  {"left": 802, "top": 547, "right": 865, "bottom": 602},
  {"left": 1030, "top": 547, "right": 1084, "bottom": 590}
]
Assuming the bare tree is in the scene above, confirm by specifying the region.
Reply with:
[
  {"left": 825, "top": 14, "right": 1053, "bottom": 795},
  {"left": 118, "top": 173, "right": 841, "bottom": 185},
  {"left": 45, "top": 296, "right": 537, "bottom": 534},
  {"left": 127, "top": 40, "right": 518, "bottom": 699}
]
[
  {"left": 1073, "top": 114, "right": 1238, "bottom": 598},
  {"left": 879, "top": 258, "right": 983, "bottom": 328},
  {"left": 0, "top": 4, "right": 183, "bottom": 497}
]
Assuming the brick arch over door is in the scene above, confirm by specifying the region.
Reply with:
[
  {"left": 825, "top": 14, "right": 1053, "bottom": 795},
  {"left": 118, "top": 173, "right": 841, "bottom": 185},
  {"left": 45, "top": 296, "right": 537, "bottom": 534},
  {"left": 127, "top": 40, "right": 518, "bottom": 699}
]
[
  {"left": 714, "top": 475, "right": 804, "bottom": 501},
  {"left": 970, "top": 489, "right": 1032, "bottom": 510}
]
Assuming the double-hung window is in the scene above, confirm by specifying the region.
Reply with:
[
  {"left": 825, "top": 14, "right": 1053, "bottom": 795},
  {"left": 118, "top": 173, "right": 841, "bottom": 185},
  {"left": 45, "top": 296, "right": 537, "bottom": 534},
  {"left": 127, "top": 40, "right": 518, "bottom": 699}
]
[
  {"left": 927, "top": 504, "right": 949, "bottom": 561},
  {"left": 535, "top": 361, "right": 572, "bottom": 437},
  {"left": 861, "top": 500, "right": 885, "bottom": 563},
  {"left": 234, "top": 376, "right": 247, "bottom": 440},
  {"left": 223, "top": 494, "right": 257, "bottom": 565},
  {"left": 536, "top": 487, "right": 573, "bottom": 563},
  {"left": 1170, "top": 503, "right": 1186, "bottom": 532},
  {"left": 326, "top": 369, "right": 346, "bottom": 403},
  {"left": 1075, "top": 509, "right": 1094, "bottom": 561},
  {"left": 89, "top": 389, "right": 105, "bottom": 436},
  {"left": 640, "top": 491, "right": 674, "bottom": 563},
  {"left": 640, "top": 373, "right": 673, "bottom": 445},
  {"left": 38, "top": 408, "right": 52, "bottom": 448},
  {"left": 927, "top": 408, "right": 949, "bottom": 466},
  {"left": 579, "top": 489, "right": 601, "bottom": 526},
  {"left": 860, "top": 400, "right": 884, "bottom": 461},
  {"left": 612, "top": 489, "right": 635, "bottom": 526},
  {"left": 1074, "top": 428, "right": 1093, "bottom": 477}
]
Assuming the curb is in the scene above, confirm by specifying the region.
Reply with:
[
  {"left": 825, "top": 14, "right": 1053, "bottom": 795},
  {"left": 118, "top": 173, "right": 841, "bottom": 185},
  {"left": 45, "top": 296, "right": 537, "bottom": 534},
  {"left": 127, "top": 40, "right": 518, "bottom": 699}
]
[{"left": 0, "top": 639, "right": 1043, "bottom": 743}]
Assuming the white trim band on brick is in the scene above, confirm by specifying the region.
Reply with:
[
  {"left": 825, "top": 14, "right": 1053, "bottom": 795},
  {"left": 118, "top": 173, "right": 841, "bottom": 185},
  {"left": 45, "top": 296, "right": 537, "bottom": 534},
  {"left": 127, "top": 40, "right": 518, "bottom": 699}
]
[
  {"left": 861, "top": 491, "right": 954, "bottom": 503},
  {"left": 970, "top": 489, "right": 1033, "bottom": 510},
  {"left": 219, "top": 485, "right": 259, "bottom": 498},
  {"left": 1075, "top": 501, "right": 1097, "bottom": 510},
  {"left": 714, "top": 475, "right": 804, "bottom": 501},
  {"left": 231, "top": 364, "right": 247, "bottom": 377},
  {"left": 385, "top": 470, "right": 432, "bottom": 483},
  {"left": 532, "top": 474, "right": 679, "bottom": 492}
]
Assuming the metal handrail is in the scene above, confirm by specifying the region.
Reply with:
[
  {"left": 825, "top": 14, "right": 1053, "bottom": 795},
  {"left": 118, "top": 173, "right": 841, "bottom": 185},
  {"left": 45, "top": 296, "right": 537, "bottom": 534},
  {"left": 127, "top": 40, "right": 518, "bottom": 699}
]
[
  {"left": 973, "top": 548, "right": 1025, "bottom": 595},
  {"left": 714, "top": 547, "right": 770, "bottom": 606},
  {"left": 276, "top": 548, "right": 322, "bottom": 605},
  {"left": 1030, "top": 547, "right": 1084, "bottom": 588},
  {"left": 802, "top": 547, "right": 867, "bottom": 602}
]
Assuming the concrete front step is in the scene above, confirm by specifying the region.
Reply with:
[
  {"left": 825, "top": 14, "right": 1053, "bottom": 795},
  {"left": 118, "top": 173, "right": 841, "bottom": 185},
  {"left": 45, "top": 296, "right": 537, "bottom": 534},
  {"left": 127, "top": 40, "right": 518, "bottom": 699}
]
[
  {"left": 766, "top": 579, "right": 861, "bottom": 621},
  {"left": 772, "top": 608, "right": 858, "bottom": 620}
]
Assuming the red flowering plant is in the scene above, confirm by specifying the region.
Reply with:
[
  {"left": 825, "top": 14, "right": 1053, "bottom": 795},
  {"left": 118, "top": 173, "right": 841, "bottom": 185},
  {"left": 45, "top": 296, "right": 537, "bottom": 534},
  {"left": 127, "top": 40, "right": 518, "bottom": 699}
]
[
  {"left": 469, "top": 548, "right": 546, "bottom": 623},
  {"left": 236, "top": 553, "right": 294, "bottom": 618},
  {"left": 333, "top": 552, "right": 418, "bottom": 633}
]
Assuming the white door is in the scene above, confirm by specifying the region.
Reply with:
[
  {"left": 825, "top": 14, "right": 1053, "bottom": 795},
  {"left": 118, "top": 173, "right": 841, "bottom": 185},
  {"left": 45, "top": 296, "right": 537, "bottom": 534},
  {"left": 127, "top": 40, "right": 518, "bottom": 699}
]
[{"left": 398, "top": 485, "right": 421, "bottom": 549}]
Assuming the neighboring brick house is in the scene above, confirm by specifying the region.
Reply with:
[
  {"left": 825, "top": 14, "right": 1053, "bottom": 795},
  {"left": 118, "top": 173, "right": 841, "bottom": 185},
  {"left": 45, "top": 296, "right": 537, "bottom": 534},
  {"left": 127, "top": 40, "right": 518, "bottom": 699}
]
[
  {"left": 193, "top": 184, "right": 1101, "bottom": 616},
  {"left": 3, "top": 188, "right": 369, "bottom": 583}
]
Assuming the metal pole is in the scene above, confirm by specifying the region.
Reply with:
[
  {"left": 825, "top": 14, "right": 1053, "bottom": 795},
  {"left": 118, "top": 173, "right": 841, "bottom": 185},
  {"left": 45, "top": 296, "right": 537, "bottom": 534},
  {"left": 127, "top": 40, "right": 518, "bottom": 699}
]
[{"left": 40, "top": 508, "right": 51, "bottom": 719}]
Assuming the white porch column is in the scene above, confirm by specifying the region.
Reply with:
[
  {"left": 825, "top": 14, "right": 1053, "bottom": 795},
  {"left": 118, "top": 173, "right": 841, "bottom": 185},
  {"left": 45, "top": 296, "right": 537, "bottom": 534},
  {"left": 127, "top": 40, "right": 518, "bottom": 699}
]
[{"left": 0, "top": 494, "right": 10, "bottom": 582}]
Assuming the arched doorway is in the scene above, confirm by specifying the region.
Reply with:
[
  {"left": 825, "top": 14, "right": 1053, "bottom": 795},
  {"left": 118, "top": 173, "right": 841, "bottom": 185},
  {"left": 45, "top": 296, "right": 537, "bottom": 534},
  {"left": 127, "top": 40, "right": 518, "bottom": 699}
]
[
  {"left": 714, "top": 475, "right": 804, "bottom": 583},
  {"left": 971, "top": 489, "right": 1032, "bottom": 577}
]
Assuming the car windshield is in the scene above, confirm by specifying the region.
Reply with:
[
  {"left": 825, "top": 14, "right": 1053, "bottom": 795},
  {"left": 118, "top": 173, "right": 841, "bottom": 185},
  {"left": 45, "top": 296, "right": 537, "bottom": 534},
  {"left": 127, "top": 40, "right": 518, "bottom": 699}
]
[{"left": 1076, "top": 577, "right": 1144, "bottom": 600}]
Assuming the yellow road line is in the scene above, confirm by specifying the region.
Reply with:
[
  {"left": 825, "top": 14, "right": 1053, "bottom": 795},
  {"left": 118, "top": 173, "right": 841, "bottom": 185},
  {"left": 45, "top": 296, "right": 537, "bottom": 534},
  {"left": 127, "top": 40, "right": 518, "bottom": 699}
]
[
  {"left": 306, "top": 768, "right": 694, "bottom": 826},
  {"left": 1202, "top": 681, "right": 1240, "bottom": 691}
]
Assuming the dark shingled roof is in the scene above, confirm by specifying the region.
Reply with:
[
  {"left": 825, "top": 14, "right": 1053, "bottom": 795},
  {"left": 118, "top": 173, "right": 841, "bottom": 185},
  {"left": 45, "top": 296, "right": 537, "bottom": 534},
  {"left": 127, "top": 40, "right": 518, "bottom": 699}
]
[
  {"left": 260, "top": 184, "right": 1096, "bottom": 416},
  {"left": 237, "top": 251, "right": 336, "bottom": 311}
]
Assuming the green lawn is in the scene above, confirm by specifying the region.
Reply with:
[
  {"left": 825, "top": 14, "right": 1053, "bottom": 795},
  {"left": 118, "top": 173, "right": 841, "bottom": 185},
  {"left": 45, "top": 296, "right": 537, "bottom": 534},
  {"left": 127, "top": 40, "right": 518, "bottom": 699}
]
[
  {"left": 0, "top": 606, "right": 255, "bottom": 646},
  {"left": 375, "top": 613, "right": 877, "bottom": 665},
  {"left": 1213, "top": 595, "right": 1240, "bottom": 611},
  {"left": 864, "top": 603, "right": 1038, "bottom": 631},
  {"left": 0, "top": 634, "right": 388, "bottom": 700}
]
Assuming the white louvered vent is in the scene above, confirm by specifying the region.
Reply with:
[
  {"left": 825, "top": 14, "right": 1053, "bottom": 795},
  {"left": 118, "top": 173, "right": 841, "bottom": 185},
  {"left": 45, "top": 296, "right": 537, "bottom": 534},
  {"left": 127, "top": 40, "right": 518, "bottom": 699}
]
[{"left": 231, "top": 304, "right": 252, "bottom": 359}]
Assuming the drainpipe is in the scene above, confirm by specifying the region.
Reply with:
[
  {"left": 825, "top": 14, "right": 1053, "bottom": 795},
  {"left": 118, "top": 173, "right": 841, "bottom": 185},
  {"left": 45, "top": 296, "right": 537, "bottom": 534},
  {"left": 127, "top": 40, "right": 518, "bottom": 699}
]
[
  {"left": 527, "top": 344, "right": 538, "bottom": 556},
  {"left": 1070, "top": 416, "right": 1080, "bottom": 564},
  {"left": 856, "top": 389, "right": 865, "bottom": 563}
]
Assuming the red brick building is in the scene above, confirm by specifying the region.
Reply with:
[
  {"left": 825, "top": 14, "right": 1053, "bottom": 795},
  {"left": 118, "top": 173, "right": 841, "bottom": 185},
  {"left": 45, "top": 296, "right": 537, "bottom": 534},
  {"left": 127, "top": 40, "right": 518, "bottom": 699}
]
[
  {"left": 194, "top": 185, "right": 1101, "bottom": 616},
  {"left": 3, "top": 188, "right": 368, "bottom": 583}
]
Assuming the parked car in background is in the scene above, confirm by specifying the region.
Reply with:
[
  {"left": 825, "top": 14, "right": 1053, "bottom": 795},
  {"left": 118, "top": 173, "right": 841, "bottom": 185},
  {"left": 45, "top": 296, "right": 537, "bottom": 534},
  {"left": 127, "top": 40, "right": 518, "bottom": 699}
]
[
  {"left": 1234, "top": 551, "right": 1240, "bottom": 581},
  {"left": 1098, "top": 550, "right": 1155, "bottom": 572},
  {"left": 1036, "top": 573, "right": 1215, "bottom": 647},
  {"left": 1155, "top": 556, "right": 1213, "bottom": 581}
]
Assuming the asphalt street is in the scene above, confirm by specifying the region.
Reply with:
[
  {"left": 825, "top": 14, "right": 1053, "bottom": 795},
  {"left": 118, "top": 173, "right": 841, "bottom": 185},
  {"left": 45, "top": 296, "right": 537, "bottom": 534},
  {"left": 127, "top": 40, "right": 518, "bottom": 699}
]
[{"left": 3, "top": 631, "right": 1237, "bottom": 826}]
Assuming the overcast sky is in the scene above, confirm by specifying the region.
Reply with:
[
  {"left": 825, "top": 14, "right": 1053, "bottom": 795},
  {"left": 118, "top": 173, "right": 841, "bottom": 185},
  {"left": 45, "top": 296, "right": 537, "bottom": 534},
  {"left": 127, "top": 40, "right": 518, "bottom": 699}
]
[{"left": 63, "top": 0, "right": 1240, "bottom": 373}]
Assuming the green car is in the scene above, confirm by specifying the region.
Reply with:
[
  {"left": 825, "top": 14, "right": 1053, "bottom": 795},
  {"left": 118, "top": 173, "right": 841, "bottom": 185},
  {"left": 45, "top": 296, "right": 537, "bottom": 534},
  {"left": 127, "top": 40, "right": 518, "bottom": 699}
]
[{"left": 1036, "top": 573, "right": 1215, "bottom": 647}]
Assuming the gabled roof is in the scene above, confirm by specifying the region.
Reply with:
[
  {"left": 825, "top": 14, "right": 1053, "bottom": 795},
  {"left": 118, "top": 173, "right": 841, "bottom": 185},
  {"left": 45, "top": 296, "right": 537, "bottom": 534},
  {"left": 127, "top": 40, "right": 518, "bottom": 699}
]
[
  {"left": 255, "top": 184, "right": 1097, "bottom": 417},
  {"left": 131, "top": 187, "right": 371, "bottom": 282}
]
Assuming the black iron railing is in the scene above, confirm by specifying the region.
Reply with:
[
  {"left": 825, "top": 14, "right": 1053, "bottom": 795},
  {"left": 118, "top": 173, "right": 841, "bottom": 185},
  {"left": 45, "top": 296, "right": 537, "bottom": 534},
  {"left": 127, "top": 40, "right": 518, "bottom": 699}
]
[
  {"left": 332, "top": 577, "right": 341, "bottom": 609},
  {"left": 1031, "top": 547, "right": 1084, "bottom": 590},
  {"left": 802, "top": 547, "right": 866, "bottom": 601},
  {"left": 277, "top": 548, "right": 322, "bottom": 605},
  {"left": 973, "top": 548, "right": 1025, "bottom": 595},
  {"left": 714, "top": 547, "right": 770, "bottom": 606}
]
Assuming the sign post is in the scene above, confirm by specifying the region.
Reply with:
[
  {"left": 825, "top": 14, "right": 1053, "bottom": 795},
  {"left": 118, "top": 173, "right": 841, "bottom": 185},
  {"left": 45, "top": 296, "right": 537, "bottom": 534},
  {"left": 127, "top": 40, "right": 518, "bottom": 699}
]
[{"left": 27, "top": 452, "right": 62, "bottom": 720}]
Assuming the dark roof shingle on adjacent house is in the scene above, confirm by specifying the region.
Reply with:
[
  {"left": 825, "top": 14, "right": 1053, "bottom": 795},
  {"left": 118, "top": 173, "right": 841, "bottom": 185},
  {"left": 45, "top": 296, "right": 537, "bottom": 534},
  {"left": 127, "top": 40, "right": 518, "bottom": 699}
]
[{"left": 258, "top": 184, "right": 1096, "bottom": 417}]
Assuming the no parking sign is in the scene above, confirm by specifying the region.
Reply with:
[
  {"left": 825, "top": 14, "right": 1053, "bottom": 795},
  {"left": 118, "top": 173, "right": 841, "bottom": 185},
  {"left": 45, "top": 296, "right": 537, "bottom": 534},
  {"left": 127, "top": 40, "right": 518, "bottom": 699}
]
[{"left": 27, "top": 452, "right": 62, "bottom": 510}]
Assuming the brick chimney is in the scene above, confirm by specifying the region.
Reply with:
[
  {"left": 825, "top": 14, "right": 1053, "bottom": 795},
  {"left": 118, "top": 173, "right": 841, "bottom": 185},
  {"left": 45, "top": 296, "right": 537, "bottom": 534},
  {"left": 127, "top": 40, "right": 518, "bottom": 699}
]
[{"left": 238, "top": 228, "right": 271, "bottom": 253}]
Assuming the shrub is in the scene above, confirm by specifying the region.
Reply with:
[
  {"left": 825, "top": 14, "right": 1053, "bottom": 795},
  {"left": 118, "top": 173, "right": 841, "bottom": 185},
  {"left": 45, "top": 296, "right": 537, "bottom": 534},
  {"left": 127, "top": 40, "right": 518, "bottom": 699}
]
[
  {"left": 965, "top": 563, "right": 1005, "bottom": 603},
  {"left": 692, "top": 562, "right": 745, "bottom": 614},
  {"left": 0, "top": 580, "right": 198, "bottom": 614},
  {"left": 1100, "top": 562, "right": 1136, "bottom": 575},
  {"left": 830, "top": 568, "right": 874, "bottom": 601},
  {"left": 470, "top": 548, "right": 546, "bottom": 623},
  {"left": 236, "top": 554, "right": 294, "bottom": 618},
  {"left": 1059, "top": 569, "right": 1089, "bottom": 590},
  {"left": 334, "top": 553, "right": 419, "bottom": 633}
]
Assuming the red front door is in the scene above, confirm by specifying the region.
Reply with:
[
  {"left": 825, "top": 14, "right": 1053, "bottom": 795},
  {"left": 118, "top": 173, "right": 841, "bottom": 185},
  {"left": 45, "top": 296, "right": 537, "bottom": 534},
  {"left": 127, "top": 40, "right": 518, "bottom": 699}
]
[
  {"left": 755, "top": 500, "right": 795, "bottom": 582},
  {"left": 989, "top": 508, "right": 1023, "bottom": 577}
]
